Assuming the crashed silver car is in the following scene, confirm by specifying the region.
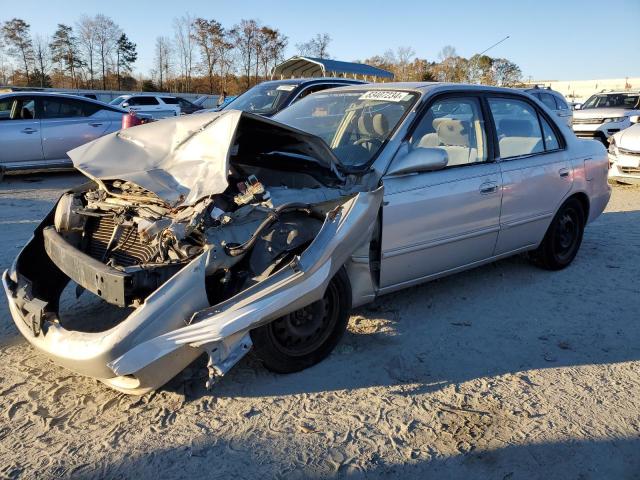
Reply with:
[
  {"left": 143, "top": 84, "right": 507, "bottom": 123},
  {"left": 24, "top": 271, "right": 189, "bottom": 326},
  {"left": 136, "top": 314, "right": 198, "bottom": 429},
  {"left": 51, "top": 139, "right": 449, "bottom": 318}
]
[{"left": 3, "top": 83, "right": 611, "bottom": 394}]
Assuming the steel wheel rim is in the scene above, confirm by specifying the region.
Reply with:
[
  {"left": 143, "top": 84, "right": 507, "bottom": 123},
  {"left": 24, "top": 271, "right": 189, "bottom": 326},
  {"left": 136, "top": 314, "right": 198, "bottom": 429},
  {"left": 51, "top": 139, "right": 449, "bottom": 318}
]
[
  {"left": 553, "top": 207, "right": 579, "bottom": 261},
  {"left": 268, "top": 282, "right": 340, "bottom": 357}
]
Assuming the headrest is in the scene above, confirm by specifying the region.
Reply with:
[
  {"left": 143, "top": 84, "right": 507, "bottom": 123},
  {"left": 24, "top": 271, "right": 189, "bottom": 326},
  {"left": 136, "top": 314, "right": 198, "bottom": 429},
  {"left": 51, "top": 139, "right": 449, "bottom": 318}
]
[
  {"left": 499, "top": 119, "right": 533, "bottom": 137},
  {"left": 372, "top": 113, "right": 389, "bottom": 136},
  {"left": 437, "top": 119, "right": 469, "bottom": 147},
  {"left": 432, "top": 117, "right": 449, "bottom": 130},
  {"left": 357, "top": 113, "right": 374, "bottom": 136}
]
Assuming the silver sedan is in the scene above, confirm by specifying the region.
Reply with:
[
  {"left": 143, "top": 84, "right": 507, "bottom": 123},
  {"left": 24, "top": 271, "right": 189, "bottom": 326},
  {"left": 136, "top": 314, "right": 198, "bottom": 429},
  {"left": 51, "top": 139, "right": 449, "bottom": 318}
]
[
  {"left": 3, "top": 83, "right": 611, "bottom": 394},
  {"left": 0, "top": 92, "right": 127, "bottom": 174}
]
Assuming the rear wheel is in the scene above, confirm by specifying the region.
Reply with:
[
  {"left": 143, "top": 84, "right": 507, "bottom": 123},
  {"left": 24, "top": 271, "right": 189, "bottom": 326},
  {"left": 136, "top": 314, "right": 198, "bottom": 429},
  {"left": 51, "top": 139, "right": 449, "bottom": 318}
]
[
  {"left": 250, "top": 268, "right": 351, "bottom": 374},
  {"left": 530, "top": 198, "right": 585, "bottom": 270}
]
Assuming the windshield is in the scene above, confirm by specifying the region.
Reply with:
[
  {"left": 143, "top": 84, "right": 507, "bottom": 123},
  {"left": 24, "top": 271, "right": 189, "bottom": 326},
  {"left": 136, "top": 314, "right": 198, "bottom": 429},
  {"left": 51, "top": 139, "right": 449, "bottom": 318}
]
[
  {"left": 223, "top": 83, "right": 299, "bottom": 115},
  {"left": 582, "top": 93, "right": 640, "bottom": 109},
  {"left": 273, "top": 90, "right": 419, "bottom": 167},
  {"left": 109, "top": 95, "right": 128, "bottom": 106}
]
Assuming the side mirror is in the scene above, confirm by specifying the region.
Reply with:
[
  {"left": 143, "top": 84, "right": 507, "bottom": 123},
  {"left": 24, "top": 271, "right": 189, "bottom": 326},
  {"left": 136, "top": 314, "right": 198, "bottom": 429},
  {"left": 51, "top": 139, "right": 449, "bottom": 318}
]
[
  {"left": 573, "top": 103, "right": 582, "bottom": 110},
  {"left": 629, "top": 115, "right": 640, "bottom": 124},
  {"left": 122, "top": 102, "right": 129, "bottom": 108},
  {"left": 387, "top": 147, "right": 448, "bottom": 176}
]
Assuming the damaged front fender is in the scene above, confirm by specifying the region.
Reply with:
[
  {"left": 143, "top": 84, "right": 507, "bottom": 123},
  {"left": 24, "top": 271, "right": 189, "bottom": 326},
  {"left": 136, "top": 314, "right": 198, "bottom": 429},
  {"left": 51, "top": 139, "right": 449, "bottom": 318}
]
[{"left": 108, "top": 187, "right": 383, "bottom": 385}]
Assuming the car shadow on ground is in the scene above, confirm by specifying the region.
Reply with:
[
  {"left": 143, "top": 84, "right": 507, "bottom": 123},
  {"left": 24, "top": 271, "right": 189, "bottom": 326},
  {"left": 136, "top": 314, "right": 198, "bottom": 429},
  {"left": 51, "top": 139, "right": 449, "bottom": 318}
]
[
  {"left": 70, "top": 431, "right": 640, "bottom": 479},
  {"left": 0, "top": 207, "right": 638, "bottom": 400},
  {"left": 158, "top": 208, "right": 640, "bottom": 401}
]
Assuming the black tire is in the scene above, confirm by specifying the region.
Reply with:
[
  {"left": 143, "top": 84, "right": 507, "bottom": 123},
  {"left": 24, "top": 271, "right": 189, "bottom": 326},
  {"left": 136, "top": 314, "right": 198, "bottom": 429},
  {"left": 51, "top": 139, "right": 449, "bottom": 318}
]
[
  {"left": 530, "top": 197, "right": 585, "bottom": 270},
  {"left": 250, "top": 268, "right": 351, "bottom": 374}
]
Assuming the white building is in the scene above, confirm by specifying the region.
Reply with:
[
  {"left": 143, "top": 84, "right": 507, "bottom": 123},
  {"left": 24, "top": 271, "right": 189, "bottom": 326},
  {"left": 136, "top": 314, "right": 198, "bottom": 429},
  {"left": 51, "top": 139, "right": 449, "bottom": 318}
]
[{"left": 528, "top": 77, "right": 640, "bottom": 103}]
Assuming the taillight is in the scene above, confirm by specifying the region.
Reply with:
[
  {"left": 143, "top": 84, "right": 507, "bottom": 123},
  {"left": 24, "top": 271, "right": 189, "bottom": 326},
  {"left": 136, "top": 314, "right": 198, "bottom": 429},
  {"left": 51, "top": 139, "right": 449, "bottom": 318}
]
[{"left": 122, "top": 113, "right": 143, "bottom": 129}]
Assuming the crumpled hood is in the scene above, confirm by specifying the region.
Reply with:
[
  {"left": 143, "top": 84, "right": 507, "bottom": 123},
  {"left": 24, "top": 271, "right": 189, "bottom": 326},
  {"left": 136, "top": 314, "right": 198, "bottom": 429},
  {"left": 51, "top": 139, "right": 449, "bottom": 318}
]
[
  {"left": 616, "top": 123, "right": 640, "bottom": 151},
  {"left": 574, "top": 107, "right": 636, "bottom": 119},
  {"left": 68, "top": 110, "right": 341, "bottom": 206}
]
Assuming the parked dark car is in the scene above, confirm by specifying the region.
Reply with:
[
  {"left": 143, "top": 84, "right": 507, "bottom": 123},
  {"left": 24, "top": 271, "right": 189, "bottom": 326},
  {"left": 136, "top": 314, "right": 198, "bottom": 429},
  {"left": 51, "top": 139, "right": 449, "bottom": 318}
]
[{"left": 199, "top": 78, "right": 366, "bottom": 117}]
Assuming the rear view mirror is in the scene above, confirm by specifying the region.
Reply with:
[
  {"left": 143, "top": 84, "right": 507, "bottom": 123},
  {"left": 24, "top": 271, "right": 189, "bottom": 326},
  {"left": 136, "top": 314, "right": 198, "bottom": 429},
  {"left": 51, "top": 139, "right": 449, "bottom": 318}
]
[
  {"left": 387, "top": 147, "right": 448, "bottom": 176},
  {"left": 573, "top": 103, "right": 582, "bottom": 110},
  {"left": 629, "top": 115, "right": 640, "bottom": 124},
  {"left": 122, "top": 102, "right": 129, "bottom": 108}
]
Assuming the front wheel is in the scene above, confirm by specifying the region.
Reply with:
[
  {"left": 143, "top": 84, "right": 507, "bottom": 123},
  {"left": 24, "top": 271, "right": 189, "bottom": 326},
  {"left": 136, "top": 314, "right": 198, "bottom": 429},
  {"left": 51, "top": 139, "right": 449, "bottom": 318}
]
[
  {"left": 250, "top": 268, "right": 351, "bottom": 374},
  {"left": 530, "top": 197, "right": 585, "bottom": 270}
]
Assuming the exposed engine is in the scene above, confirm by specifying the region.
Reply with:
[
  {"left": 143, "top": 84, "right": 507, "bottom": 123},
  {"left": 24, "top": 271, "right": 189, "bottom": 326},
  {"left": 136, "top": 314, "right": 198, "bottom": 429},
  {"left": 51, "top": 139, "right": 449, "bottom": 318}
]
[{"left": 50, "top": 175, "right": 323, "bottom": 308}]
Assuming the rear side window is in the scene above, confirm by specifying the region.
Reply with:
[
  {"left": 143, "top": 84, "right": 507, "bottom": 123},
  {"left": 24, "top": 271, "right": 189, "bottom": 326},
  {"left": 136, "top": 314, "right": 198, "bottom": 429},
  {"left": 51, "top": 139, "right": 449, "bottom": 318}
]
[
  {"left": 128, "top": 96, "right": 159, "bottom": 106},
  {"left": 554, "top": 95, "right": 568, "bottom": 110},
  {"left": 538, "top": 93, "right": 558, "bottom": 110},
  {"left": 161, "top": 97, "right": 179, "bottom": 105},
  {"left": 489, "top": 98, "right": 544, "bottom": 159},
  {"left": 540, "top": 116, "right": 560, "bottom": 150},
  {"left": 42, "top": 98, "right": 101, "bottom": 119}
]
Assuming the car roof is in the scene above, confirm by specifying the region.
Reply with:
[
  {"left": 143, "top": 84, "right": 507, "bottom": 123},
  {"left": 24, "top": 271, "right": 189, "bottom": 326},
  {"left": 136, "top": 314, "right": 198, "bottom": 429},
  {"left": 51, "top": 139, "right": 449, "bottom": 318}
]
[
  {"left": 322, "top": 81, "right": 536, "bottom": 96},
  {"left": 0, "top": 91, "right": 126, "bottom": 109}
]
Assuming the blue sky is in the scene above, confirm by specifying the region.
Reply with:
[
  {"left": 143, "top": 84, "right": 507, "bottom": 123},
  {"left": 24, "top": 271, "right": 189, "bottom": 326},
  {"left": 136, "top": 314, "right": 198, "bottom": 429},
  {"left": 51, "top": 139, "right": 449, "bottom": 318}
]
[{"left": 4, "top": 0, "right": 640, "bottom": 80}]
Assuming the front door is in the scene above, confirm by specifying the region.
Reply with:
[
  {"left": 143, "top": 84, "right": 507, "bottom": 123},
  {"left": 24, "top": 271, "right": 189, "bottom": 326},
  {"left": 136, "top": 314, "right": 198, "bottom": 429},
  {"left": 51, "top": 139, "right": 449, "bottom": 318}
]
[
  {"left": 40, "top": 96, "right": 110, "bottom": 161},
  {"left": 379, "top": 95, "right": 502, "bottom": 290},
  {"left": 0, "top": 96, "right": 43, "bottom": 164}
]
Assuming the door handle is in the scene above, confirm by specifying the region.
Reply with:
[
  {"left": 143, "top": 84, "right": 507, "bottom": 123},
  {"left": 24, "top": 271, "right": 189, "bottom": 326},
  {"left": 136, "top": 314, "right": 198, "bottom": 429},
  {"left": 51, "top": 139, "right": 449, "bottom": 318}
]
[
  {"left": 89, "top": 122, "right": 103, "bottom": 127},
  {"left": 21, "top": 127, "right": 37, "bottom": 134},
  {"left": 559, "top": 168, "right": 570, "bottom": 178},
  {"left": 479, "top": 182, "right": 498, "bottom": 194}
]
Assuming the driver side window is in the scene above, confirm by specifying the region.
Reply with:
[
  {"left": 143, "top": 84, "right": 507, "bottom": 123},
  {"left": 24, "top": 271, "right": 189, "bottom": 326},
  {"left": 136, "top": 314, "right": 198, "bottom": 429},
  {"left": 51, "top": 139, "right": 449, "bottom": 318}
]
[{"left": 409, "top": 97, "right": 488, "bottom": 167}]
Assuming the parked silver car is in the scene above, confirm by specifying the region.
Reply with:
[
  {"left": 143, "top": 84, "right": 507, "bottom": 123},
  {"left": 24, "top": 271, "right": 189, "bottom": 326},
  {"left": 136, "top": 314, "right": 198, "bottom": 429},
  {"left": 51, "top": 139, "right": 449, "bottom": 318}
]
[
  {"left": 0, "top": 92, "right": 127, "bottom": 174},
  {"left": 3, "top": 83, "right": 610, "bottom": 394}
]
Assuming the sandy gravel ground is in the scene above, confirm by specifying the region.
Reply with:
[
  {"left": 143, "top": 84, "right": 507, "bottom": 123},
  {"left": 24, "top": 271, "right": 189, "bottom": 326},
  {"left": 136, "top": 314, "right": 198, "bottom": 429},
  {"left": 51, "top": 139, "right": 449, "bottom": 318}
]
[{"left": 0, "top": 174, "right": 639, "bottom": 480}]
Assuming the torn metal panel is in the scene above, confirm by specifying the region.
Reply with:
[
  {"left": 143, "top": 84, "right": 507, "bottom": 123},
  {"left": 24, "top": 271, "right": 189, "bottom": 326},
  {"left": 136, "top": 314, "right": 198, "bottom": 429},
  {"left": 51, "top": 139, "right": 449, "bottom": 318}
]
[
  {"left": 68, "top": 110, "right": 343, "bottom": 207},
  {"left": 108, "top": 188, "right": 383, "bottom": 377}
]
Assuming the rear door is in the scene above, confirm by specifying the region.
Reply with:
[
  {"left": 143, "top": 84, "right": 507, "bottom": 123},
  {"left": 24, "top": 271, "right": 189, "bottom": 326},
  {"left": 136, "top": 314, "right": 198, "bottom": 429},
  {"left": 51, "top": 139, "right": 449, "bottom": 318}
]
[
  {"left": 488, "top": 95, "right": 573, "bottom": 254},
  {"left": 40, "top": 96, "right": 111, "bottom": 160},
  {"left": 0, "top": 96, "right": 43, "bottom": 164},
  {"left": 379, "top": 94, "right": 503, "bottom": 289}
]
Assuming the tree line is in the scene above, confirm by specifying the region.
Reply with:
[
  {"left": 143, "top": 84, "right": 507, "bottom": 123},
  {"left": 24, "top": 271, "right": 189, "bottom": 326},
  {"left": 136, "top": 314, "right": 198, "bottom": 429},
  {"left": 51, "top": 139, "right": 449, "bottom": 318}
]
[
  {"left": 0, "top": 15, "right": 524, "bottom": 95},
  {"left": 361, "top": 45, "right": 523, "bottom": 87}
]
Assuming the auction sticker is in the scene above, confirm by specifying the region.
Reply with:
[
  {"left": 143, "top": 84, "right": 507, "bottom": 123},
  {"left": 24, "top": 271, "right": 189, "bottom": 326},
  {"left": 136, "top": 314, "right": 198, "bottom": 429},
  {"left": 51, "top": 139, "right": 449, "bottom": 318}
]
[{"left": 359, "top": 91, "right": 411, "bottom": 102}]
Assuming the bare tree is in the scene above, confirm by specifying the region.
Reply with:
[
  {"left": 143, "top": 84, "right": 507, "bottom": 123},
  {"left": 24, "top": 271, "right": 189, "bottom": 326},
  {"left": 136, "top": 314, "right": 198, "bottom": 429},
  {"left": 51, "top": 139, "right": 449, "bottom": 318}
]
[
  {"left": 154, "top": 36, "right": 172, "bottom": 91},
  {"left": 231, "top": 19, "right": 259, "bottom": 89},
  {"left": 296, "top": 33, "right": 331, "bottom": 59},
  {"left": 2, "top": 18, "right": 34, "bottom": 84},
  {"left": 192, "top": 18, "right": 226, "bottom": 94},
  {"left": 395, "top": 46, "right": 415, "bottom": 81},
  {"left": 32, "top": 34, "right": 52, "bottom": 87},
  {"left": 174, "top": 14, "right": 195, "bottom": 92},
  {"left": 94, "top": 14, "right": 120, "bottom": 90},
  {"left": 259, "top": 27, "right": 287, "bottom": 79},
  {"left": 77, "top": 15, "right": 97, "bottom": 88}
]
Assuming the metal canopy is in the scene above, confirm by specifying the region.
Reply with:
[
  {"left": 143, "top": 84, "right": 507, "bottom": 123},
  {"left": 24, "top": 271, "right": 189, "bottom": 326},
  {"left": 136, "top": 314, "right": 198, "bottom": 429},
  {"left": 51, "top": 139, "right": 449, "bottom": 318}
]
[{"left": 272, "top": 56, "right": 394, "bottom": 81}]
